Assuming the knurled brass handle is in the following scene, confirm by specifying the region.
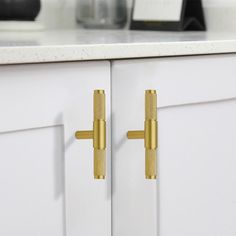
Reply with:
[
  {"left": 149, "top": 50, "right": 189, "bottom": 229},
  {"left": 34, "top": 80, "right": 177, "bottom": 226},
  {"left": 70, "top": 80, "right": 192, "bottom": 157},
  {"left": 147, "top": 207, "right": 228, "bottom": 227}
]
[
  {"left": 127, "top": 90, "right": 158, "bottom": 179},
  {"left": 75, "top": 90, "right": 106, "bottom": 179}
]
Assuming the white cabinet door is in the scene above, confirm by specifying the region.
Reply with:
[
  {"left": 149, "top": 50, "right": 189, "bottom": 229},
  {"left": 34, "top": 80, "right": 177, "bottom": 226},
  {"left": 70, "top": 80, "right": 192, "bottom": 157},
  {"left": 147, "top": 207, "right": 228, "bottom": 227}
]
[
  {"left": 112, "top": 55, "right": 236, "bottom": 236},
  {"left": 0, "top": 61, "right": 111, "bottom": 236}
]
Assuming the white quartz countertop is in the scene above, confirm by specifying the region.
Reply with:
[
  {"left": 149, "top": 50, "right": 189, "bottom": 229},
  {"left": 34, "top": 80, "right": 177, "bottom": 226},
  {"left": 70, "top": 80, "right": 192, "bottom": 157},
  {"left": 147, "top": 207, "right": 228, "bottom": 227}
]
[{"left": 0, "top": 29, "right": 236, "bottom": 64}]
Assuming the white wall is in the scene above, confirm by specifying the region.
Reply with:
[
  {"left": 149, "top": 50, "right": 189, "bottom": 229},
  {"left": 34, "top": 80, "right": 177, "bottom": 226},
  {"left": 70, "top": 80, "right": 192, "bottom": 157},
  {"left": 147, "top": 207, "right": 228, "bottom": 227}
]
[
  {"left": 203, "top": 0, "right": 236, "bottom": 7},
  {"left": 37, "top": 0, "right": 236, "bottom": 31},
  {"left": 37, "top": 0, "right": 77, "bottom": 29},
  {"left": 203, "top": 0, "right": 236, "bottom": 31}
]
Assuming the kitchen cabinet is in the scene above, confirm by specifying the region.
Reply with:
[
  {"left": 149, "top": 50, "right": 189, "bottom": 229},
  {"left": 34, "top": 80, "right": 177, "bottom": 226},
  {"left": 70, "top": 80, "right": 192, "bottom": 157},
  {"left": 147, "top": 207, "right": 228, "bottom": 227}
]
[
  {"left": 1, "top": 50, "right": 236, "bottom": 236},
  {"left": 0, "top": 61, "right": 111, "bottom": 236},
  {"left": 112, "top": 54, "right": 236, "bottom": 236}
]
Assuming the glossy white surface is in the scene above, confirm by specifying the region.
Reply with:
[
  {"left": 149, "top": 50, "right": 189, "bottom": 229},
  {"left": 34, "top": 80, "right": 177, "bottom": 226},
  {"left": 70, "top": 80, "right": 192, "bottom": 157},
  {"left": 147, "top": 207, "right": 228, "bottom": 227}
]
[{"left": 0, "top": 30, "right": 236, "bottom": 64}]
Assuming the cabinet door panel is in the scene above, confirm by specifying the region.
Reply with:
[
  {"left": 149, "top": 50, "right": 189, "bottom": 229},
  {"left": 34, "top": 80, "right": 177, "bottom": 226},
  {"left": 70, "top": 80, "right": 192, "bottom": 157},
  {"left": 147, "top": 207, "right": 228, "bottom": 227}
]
[
  {"left": 0, "top": 126, "right": 65, "bottom": 236},
  {"left": 0, "top": 61, "right": 111, "bottom": 236},
  {"left": 158, "top": 100, "right": 236, "bottom": 236},
  {"left": 112, "top": 55, "right": 236, "bottom": 236}
]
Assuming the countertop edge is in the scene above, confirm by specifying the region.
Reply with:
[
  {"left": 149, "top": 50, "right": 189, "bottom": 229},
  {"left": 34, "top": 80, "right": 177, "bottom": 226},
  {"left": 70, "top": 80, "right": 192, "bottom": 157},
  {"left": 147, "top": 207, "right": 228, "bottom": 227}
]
[{"left": 1, "top": 40, "right": 236, "bottom": 65}]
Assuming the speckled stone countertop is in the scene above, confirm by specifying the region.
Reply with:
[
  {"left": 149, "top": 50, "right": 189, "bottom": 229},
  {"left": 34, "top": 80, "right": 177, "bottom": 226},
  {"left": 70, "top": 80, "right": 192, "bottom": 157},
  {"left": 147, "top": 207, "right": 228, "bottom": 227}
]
[{"left": 0, "top": 29, "right": 236, "bottom": 64}]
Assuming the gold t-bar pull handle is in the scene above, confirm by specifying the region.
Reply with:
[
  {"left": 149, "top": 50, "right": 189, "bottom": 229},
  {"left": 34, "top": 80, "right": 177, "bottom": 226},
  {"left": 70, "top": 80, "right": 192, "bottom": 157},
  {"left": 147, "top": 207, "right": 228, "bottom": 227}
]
[
  {"left": 127, "top": 90, "right": 158, "bottom": 179},
  {"left": 75, "top": 90, "right": 106, "bottom": 179}
]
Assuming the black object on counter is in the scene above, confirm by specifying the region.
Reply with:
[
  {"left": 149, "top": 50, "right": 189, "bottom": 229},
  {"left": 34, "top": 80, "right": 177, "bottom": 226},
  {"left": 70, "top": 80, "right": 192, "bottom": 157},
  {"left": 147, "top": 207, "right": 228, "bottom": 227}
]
[
  {"left": 130, "top": 0, "right": 206, "bottom": 31},
  {"left": 0, "top": 0, "right": 41, "bottom": 21}
]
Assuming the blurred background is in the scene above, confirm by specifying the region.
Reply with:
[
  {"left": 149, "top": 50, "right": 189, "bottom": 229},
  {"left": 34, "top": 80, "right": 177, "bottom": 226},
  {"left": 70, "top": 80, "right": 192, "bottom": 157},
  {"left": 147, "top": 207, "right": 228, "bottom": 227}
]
[
  {"left": 37, "top": 0, "right": 236, "bottom": 31},
  {"left": 0, "top": 0, "right": 236, "bottom": 32}
]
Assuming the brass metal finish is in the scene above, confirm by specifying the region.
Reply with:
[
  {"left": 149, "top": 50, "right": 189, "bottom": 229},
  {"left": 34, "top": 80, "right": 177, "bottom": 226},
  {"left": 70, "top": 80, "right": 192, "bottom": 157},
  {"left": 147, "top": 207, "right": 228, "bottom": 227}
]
[
  {"left": 144, "top": 120, "right": 157, "bottom": 149},
  {"left": 75, "top": 90, "right": 106, "bottom": 179},
  {"left": 127, "top": 90, "right": 158, "bottom": 179},
  {"left": 94, "top": 149, "right": 106, "bottom": 179},
  {"left": 127, "top": 131, "right": 144, "bottom": 139},
  {"left": 75, "top": 131, "right": 93, "bottom": 139},
  {"left": 93, "top": 120, "right": 106, "bottom": 149},
  {"left": 145, "top": 149, "right": 157, "bottom": 179}
]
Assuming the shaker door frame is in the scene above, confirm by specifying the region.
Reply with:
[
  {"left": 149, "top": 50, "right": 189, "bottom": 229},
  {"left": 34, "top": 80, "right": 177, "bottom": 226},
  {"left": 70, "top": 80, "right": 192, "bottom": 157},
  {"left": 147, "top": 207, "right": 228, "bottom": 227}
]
[
  {"left": 111, "top": 55, "right": 236, "bottom": 236},
  {"left": 0, "top": 61, "right": 111, "bottom": 236}
]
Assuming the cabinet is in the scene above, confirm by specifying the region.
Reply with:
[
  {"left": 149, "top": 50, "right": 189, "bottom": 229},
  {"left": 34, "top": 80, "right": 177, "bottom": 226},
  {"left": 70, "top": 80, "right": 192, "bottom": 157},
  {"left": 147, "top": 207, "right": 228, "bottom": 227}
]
[
  {"left": 0, "top": 61, "right": 111, "bottom": 236},
  {"left": 112, "top": 55, "right": 236, "bottom": 236},
  {"left": 1, "top": 54, "right": 236, "bottom": 236}
]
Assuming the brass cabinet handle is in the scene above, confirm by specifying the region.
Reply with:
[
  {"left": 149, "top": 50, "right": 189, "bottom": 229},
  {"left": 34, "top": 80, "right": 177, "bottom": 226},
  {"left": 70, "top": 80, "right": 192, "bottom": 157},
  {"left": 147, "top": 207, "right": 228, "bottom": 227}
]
[
  {"left": 75, "top": 90, "right": 106, "bottom": 179},
  {"left": 127, "top": 90, "right": 158, "bottom": 179}
]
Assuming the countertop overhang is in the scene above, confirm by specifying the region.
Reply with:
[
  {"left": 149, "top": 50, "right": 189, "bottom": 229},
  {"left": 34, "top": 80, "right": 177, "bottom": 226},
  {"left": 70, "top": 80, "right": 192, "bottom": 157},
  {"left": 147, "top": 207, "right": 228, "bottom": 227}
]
[{"left": 0, "top": 29, "right": 236, "bottom": 64}]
